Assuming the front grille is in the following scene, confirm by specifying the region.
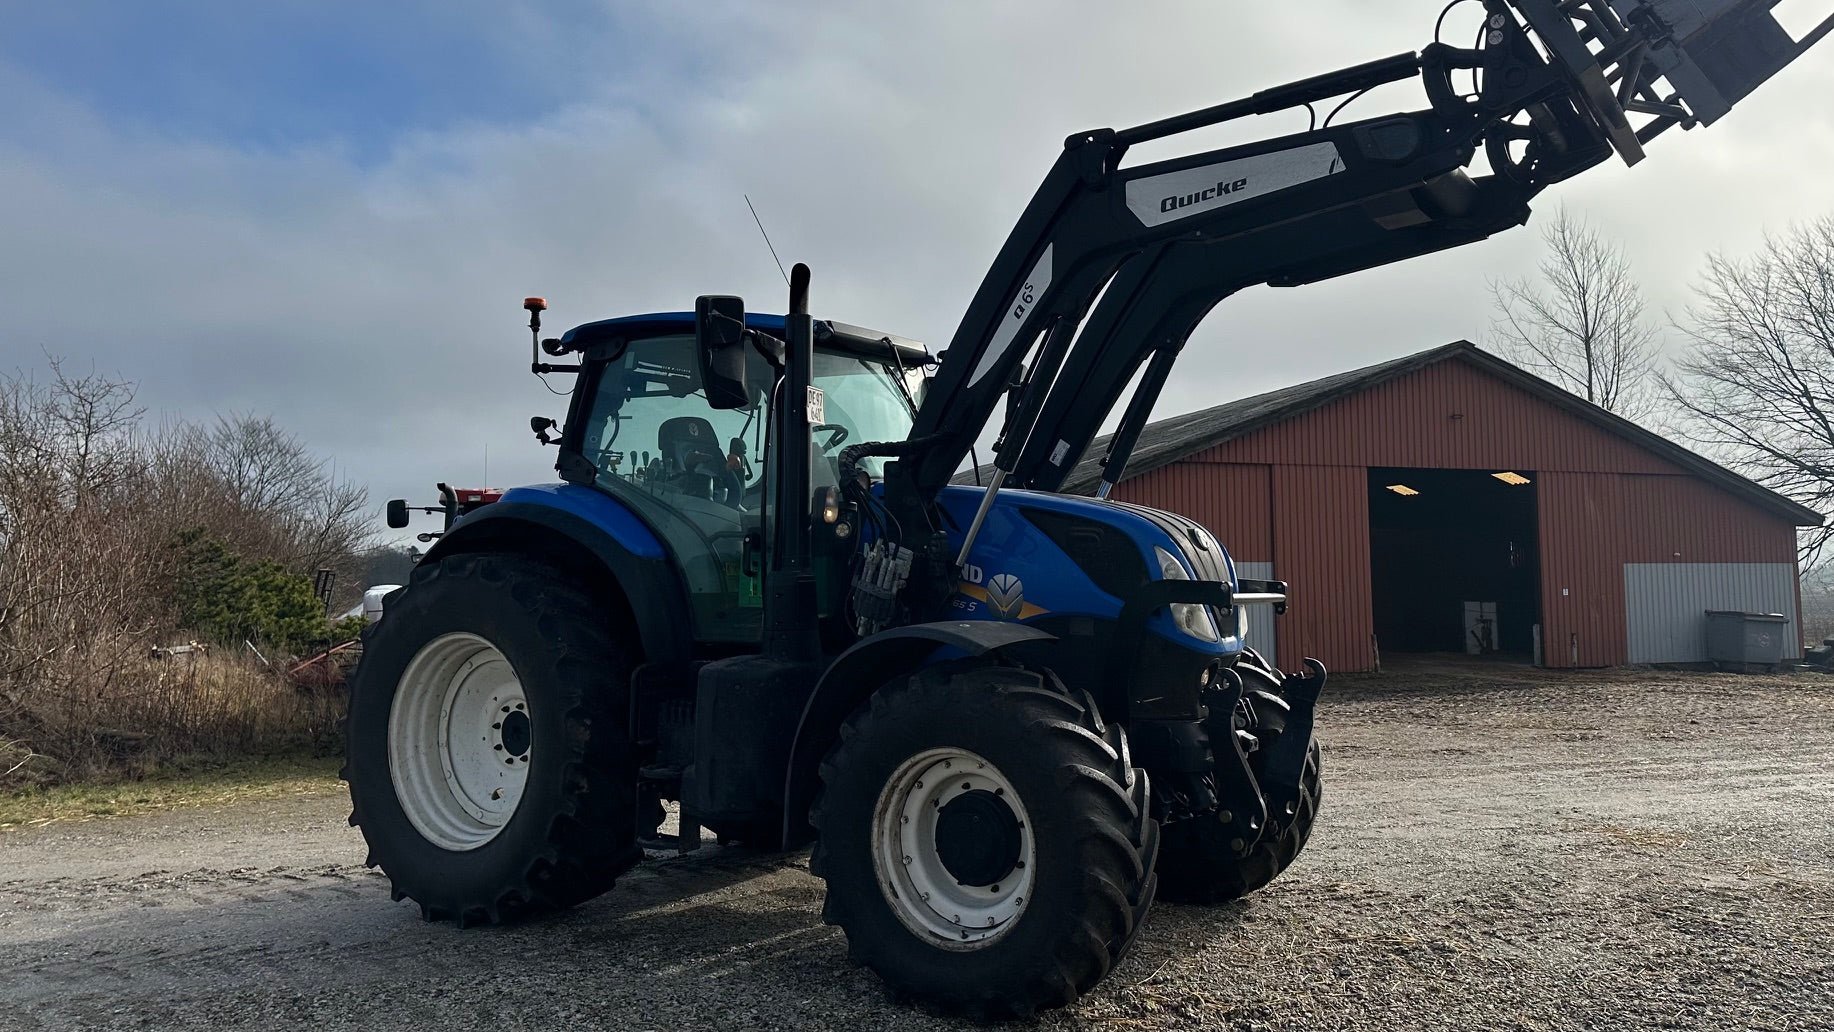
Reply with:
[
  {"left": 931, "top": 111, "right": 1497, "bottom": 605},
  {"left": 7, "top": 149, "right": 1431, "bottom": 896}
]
[{"left": 1105, "top": 501, "right": 1230, "bottom": 583}]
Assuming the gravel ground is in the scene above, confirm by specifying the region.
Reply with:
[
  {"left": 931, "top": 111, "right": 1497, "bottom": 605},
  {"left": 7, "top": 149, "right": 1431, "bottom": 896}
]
[{"left": 2, "top": 661, "right": 1830, "bottom": 1031}]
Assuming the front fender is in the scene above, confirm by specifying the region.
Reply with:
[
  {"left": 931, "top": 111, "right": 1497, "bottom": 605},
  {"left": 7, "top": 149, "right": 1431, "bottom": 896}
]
[
  {"left": 779, "top": 620, "right": 1055, "bottom": 848},
  {"left": 423, "top": 485, "right": 692, "bottom": 664}
]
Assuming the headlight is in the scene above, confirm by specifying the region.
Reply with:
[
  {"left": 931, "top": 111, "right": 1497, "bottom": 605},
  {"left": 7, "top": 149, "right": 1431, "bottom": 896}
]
[
  {"left": 1154, "top": 546, "right": 1221, "bottom": 642},
  {"left": 1233, "top": 601, "right": 1249, "bottom": 642}
]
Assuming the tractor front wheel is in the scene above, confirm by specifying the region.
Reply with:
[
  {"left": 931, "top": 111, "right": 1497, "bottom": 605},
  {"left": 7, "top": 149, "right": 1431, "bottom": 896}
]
[
  {"left": 343, "top": 554, "right": 639, "bottom": 924},
  {"left": 811, "top": 662, "right": 1158, "bottom": 1019}
]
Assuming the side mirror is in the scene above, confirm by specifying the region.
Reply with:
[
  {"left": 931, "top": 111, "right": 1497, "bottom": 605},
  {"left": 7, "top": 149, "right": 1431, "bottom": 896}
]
[
  {"left": 386, "top": 498, "right": 409, "bottom": 529},
  {"left": 695, "top": 294, "right": 749, "bottom": 410}
]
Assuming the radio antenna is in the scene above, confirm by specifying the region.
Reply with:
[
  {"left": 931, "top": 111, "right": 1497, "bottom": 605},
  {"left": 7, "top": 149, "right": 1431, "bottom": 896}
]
[{"left": 745, "top": 193, "right": 791, "bottom": 287}]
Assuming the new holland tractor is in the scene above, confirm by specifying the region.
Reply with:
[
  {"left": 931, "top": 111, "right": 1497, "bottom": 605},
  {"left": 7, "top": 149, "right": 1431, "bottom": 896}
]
[{"left": 346, "top": 0, "right": 1828, "bottom": 1016}]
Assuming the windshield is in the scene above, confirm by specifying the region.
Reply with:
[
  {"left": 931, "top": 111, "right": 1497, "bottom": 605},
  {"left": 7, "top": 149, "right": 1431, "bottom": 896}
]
[{"left": 810, "top": 350, "right": 922, "bottom": 477}]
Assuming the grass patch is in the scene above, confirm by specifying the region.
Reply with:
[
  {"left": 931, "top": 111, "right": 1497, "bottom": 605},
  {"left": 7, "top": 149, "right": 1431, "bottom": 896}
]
[{"left": 0, "top": 752, "right": 342, "bottom": 831}]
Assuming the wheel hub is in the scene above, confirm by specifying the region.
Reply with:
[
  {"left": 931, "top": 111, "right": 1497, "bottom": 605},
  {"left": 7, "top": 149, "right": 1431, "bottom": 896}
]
[
  {"left": 872, "top": 747, "right": 1036, "bottom": 949},
  {"left": 934, "top": 790, "right": 1021, "bottom": 887},
  {"left": 497, "top": 706, "right": 532, "bottom": 762}
]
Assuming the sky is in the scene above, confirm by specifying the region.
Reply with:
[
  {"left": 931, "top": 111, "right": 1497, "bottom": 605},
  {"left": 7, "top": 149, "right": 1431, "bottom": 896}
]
[{"left": 3, "top": 0, "right": 1833, "bottom": 514}]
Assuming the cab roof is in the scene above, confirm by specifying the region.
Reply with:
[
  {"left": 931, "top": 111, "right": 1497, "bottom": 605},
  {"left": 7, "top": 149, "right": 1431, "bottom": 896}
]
[{"left": 559, "top": 311, "right": 931, "bottom": 364}]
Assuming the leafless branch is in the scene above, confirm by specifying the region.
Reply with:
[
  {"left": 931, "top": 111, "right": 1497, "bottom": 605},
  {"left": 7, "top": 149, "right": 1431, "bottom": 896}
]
[
  {"left": 1488, "top": 207, "right": 1662, "bottom": 419},
  {"left": 1665, "top": 215, "right": 1834, "bottom": 569}
]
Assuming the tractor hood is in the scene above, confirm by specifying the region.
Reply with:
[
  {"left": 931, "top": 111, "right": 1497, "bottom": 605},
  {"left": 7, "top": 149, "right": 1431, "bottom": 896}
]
[{"left": 932, "top": 484, "right": 1243, "bottom": 653}]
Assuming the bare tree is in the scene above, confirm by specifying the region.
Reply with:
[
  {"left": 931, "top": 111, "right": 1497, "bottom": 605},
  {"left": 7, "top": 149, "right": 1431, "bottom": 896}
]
[
  {"left": 1666, "top": 216, "right": 1834, "bottom": 565},
  {"left": 130, "top": 412, "right": 371, "bottom": 588},
  {"left": 1489, "top": 208, "right": 1661, "bottom": 417},
  {"left": 0, "top": 359, "right": 376, "bottom": 780}
]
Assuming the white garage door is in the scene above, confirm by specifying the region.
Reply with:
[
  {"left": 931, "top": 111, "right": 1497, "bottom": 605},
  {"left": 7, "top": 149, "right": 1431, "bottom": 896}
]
[{"left": 1236, "top": 561, "right": 1278, "bottom": 668}]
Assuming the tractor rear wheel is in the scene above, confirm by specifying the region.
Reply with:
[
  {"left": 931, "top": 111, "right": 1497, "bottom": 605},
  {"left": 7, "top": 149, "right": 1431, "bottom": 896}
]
[
  {"left": 343, "top": 554, "right": 639, "bottom": 924},
  {"left": 1155, "top": 658, "right": 1323, "bottom": 905},
  {"left": 811, "top": 662, "right": 1158, "bottom": 1019}
]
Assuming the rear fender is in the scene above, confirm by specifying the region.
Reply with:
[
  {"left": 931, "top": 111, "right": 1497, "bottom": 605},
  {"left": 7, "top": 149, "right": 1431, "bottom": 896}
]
[
  {"left": 779, "top": 620, "right": 1056, "bottom": 848},
  {"left": 423, "top": 485, "right": 693, "bottom": 664}
]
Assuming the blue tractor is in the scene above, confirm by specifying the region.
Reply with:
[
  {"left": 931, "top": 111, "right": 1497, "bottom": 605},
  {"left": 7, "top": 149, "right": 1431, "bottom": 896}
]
[{"left": 345, "top": 0, "right": 1829, "bottom": 1016}]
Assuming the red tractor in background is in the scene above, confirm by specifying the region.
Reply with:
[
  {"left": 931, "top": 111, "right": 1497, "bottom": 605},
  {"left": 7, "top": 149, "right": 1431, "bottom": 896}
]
[{"left": 388, "top": 483, "right": 505, "bottom": 543}]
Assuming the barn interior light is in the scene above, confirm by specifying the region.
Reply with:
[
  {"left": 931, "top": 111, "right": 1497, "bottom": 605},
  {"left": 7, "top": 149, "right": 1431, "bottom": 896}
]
[
  {"left": 1385, "top": 484, "right": 1419, "bottom": 496},
  {"left": 1491, "top": 471, "right": 1531, "bottom": 485}
]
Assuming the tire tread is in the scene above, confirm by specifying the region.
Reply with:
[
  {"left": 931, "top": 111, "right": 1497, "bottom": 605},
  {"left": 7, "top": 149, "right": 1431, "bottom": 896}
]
[{"left": 810, "top": 661, "right": 1158, "bottom": 1020}]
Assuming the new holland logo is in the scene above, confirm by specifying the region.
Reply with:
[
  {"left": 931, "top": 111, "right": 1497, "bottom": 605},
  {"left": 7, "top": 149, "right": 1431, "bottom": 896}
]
[
  {"left": 954, "top": 571, "right": 1046, "bottom": 619},
  {"left": 986, "top": 573, "right": 1025, "bottom": 620},
  {"left": 1160, "top": 177, "right": 1248, "bottom": 213}
]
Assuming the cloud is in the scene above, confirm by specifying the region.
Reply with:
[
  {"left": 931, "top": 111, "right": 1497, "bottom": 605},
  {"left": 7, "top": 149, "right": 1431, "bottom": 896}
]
[{"left": 2, "top": 0, "right": 1832, "bottom": 514}]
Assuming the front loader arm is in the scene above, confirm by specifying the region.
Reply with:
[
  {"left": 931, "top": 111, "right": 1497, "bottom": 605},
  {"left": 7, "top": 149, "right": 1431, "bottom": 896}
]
[
  {"left": 1016, "top": 174, "right": 1540, "bottom": 492},
  {"left": 896, "top": 0, "right": 1831, "bottom": 522}
]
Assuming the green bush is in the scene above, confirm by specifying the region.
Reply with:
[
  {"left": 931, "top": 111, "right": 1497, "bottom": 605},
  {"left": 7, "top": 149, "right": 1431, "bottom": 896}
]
[{"left": 175, "top": 533, "right": 327, "bottom": 654}]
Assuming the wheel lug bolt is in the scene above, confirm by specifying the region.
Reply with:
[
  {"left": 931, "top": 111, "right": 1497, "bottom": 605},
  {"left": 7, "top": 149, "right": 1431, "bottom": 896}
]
[
  {"left": 902, "top": 855, "right": 912, "bottom": 865},
  {"left": 493, "top": 722, "right": 502, "bottom": 730},
  {"left": 900, "top": 816, "right": 909, "bottom": 825},
  {"left": 991, "top": 884, "right": 1000, "bottom": 893},
  {"left": 994, "top": 788, "right": 1003, "bottom": 796},
  {"left": 961, "top": 782, "right": 970, "bottom": 790},
  {"left": 502, "top": 706, "right": 511, "bottom": 713},
  {"left": 494, "top": 744, "right": 504, "bottom": 751}
]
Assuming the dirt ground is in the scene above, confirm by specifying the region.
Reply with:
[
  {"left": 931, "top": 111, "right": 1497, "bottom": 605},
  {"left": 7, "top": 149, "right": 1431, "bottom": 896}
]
[{"left": 3, "top": 661, "right": 1830, "bottom": 1031}]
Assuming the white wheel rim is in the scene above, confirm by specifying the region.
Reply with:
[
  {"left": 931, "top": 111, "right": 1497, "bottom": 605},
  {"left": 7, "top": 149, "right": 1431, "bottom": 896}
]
[
  {"left": 387, "top": 632, "right": 531, "bottom": 851},
  {"left": 872, "top": 747, "right": 1035, "bottom": 950}
]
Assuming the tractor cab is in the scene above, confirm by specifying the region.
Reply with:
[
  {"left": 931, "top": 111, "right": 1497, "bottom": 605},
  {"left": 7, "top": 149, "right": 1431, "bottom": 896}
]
[{"left": 551, "top": 312, "right": 930, "bottom": 642}]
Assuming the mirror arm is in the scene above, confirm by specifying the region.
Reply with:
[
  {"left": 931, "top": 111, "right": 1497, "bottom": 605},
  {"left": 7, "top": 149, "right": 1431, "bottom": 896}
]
[{"left": 745, "top": 329, "right": 786, "bottom": 369}]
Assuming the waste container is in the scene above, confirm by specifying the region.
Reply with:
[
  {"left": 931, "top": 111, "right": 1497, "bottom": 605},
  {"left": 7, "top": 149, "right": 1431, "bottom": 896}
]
[{"left": 1704, "top": 610, "right": 1790, "bottom": 673}]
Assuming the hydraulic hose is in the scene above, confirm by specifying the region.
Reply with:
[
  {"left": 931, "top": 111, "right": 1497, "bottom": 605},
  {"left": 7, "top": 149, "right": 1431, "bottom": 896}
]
[{"left": 837, "top": 434, "right": 947, "bottom": 493}]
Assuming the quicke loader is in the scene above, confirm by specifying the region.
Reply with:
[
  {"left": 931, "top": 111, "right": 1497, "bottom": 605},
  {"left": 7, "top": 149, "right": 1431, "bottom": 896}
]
[{"left": 348, "top": 0, "right": 1830, "bottom": 1016}]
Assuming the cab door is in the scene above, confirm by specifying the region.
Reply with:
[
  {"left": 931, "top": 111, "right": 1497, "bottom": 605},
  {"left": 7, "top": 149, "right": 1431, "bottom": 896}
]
[{"left": 571, "top": 333, "right": 773, "bottom": 643}]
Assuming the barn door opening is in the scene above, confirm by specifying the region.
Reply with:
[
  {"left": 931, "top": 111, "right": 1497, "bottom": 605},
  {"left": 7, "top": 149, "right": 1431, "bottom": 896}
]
[{"left": 1368, "top": 468, "right": 1542, "bottom": 659}]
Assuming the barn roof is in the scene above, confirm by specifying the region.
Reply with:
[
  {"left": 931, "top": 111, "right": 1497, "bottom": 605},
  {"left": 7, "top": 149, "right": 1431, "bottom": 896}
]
[{"left": 970, "top": 341, "right": 1822, "bottom": 526}]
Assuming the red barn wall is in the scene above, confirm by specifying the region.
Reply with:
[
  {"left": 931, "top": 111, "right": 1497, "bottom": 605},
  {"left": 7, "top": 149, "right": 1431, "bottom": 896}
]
[{"left": 1115, "top": 355, "right": 1804, "bottom": 672}]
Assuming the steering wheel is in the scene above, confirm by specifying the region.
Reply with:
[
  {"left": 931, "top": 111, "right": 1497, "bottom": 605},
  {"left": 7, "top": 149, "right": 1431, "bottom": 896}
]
[
  {"left": 813, "top": 423, "right": 849, "bottom": 453},
  {"left": 662, "top": 447, "right": 747, "bottom": 509}
]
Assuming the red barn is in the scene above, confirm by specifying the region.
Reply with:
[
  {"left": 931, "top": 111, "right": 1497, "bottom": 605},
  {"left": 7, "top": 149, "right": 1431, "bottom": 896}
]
[{"left": 1063, "top": 341, "right": 1822, "bottom": 672}]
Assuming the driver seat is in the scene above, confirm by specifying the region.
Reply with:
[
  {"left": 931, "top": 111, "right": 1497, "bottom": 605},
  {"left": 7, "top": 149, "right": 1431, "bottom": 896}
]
[{"left": 658, "top": 416, "right": 723, "bottom": 474}]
